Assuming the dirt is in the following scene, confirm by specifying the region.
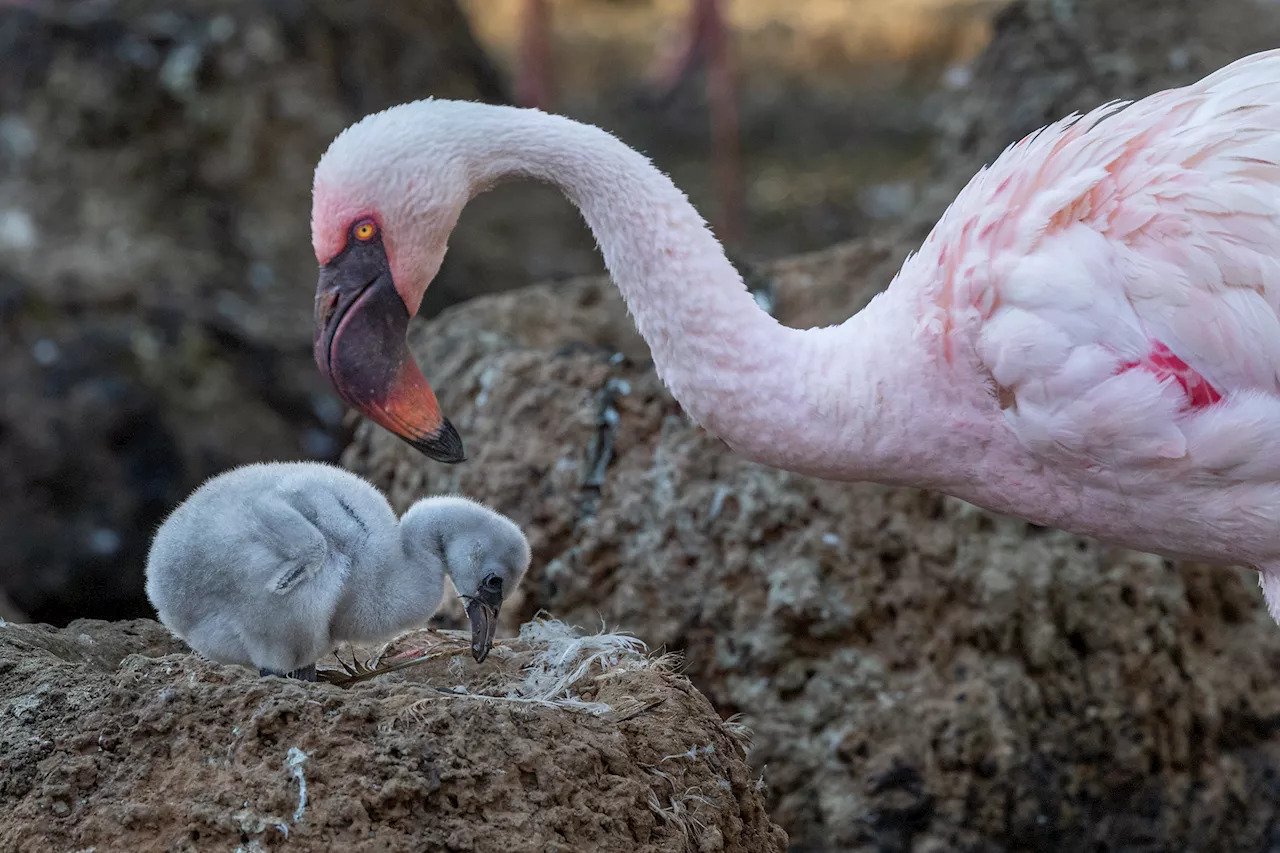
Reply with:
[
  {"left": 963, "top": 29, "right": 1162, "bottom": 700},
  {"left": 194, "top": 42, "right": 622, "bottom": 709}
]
[
  {"left": 0, "top": 617, "right": 786, "bottom": 852},
  {"left": 340, "top": 238, "right": 1280, "bottom": 850}
]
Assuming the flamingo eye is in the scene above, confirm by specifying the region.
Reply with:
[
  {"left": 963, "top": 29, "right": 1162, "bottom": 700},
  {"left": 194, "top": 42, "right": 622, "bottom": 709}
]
[{"left": 353, "top": 220, "right": 378, "bottom": 242}]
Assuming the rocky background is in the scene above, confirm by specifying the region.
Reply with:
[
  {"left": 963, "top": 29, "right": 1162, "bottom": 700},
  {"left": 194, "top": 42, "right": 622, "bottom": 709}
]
[{"left": 5, "top": 0, "right": 1280, "bottom": 850}]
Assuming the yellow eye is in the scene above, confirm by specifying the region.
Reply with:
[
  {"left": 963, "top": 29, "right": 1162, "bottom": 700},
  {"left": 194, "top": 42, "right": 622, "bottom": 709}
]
[{"left": 353, "top": 220, "right": 378, "bottom": 242}]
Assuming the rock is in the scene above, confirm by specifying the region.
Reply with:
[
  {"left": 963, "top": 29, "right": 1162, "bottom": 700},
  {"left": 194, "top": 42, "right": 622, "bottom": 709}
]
[
  {"left": 0, "top": 617, "right": 786, "bottom": 852},
  {"left": 342, "top": 237, "right": 1280, "bottom": 851},
  {"left": 0, "top": 589, "right": 26, "bottom": 624},
  {"left": 0, "top": 0, "right": 601, "bottom": 624},
  {"left": 1, "top": 617, "right": 186, "bottom": 671}
]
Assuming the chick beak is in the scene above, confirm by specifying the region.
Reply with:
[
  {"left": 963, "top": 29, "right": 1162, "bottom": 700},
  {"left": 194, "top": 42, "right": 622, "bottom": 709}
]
[
  {"left": 464, "top": 576, "right": 505, "bottom": 663},
  {"left": 313, "top": 239, "right": 465, "bottom": 464}
]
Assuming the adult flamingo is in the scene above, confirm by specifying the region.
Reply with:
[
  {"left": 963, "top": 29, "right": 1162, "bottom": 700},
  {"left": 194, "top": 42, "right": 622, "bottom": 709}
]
[{"left": 311, "top": 50, "right": 1280, "bottom": 621}]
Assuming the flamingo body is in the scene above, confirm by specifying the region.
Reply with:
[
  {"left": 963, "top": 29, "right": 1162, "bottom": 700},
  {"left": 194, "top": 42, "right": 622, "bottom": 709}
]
[
  {"left": 310, "top": 49, "right": 1280, "bottom": 625},
  {"left": 894, "top": 52, "right": 1280, "bottom": 571}
]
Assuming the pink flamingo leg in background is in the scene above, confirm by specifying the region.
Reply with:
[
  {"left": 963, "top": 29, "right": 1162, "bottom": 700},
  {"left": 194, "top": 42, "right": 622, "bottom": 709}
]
[
  {"left": 514, "top": 0, "right": 742, "bottom": 246},
  {"left": 516, "top": 0, "right": 554, "bottom": 111}
]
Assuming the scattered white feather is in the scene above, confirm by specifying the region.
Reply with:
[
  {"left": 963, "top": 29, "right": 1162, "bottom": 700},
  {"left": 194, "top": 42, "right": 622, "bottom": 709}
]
[
  {"left": 646, "top": 770, "right": 716, "bottom": 844},
  {"left": 502, "top": 617, "right": 648, "bottom": 713},
  {"left": 286, "top": 747, "right": 308, "bottom": 823},
  {"left": 389, "top": 617, "right": 653, "bottom": 723}
]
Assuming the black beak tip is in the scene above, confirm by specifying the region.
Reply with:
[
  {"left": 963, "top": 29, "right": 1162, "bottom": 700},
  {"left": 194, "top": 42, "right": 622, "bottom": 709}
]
[
  {"left": 471, "top": 643, "right": 489, "bottom": 664},
  {"left": 409, "top": 417, "right": 466, "bottom": 464}
]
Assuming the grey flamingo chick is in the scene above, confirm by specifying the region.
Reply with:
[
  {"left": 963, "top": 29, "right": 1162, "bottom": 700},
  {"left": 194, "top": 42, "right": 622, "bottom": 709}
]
[{"left": 145, "top": 462, "right": 530, "bottom": 680}]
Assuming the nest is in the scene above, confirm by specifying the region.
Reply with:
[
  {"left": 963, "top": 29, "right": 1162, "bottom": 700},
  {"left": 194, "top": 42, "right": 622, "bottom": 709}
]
[{"left": 318, "top": 616, "right": 673, "bottom": 718}]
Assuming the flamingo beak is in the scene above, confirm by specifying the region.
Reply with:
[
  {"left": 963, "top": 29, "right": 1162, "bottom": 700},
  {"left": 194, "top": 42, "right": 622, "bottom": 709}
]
[
  {"left": 463, "top": 574, "right": 504, "bottom": 663},
  {"left": 314, "top": 238, "right": 465, "bottom": 463}
]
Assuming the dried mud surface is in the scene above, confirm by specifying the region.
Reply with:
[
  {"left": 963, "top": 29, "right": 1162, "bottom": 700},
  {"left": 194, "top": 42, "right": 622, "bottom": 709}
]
[{"left": 0, "top": 618, "right": 786, "bottom": 853}]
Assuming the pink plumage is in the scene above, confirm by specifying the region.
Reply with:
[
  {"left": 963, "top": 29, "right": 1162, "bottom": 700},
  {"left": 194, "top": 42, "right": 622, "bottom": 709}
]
[{"left": 311, "top": 49, "right": 1280, "bottom": 626}]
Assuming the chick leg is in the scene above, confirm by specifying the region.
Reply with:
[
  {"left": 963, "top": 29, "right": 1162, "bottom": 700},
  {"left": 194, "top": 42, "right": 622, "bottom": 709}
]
[{"left": 259, "top": 665, "right": 318, "bottom": 682}]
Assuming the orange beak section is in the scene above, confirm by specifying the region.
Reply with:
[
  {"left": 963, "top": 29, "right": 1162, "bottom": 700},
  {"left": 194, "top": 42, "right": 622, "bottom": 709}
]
[{"left": 313, "top": 238, "right": 465, "bottom": 463}]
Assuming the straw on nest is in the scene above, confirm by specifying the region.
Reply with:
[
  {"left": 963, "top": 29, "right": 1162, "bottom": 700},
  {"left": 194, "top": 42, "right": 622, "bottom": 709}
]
[{"left": 318, "top": 615, "right": 678, "bottom": 719}]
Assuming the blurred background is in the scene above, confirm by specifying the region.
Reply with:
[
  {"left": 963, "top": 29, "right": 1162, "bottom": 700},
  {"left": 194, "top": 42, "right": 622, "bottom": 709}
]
[{"left": 0, "top": 0, "right": 1275, "bottom": 627}]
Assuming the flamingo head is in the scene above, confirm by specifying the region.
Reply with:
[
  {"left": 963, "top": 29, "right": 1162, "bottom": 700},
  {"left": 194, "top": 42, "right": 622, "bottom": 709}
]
[{"left": 309, "top": 104, "right": 472, "bottom": 463}]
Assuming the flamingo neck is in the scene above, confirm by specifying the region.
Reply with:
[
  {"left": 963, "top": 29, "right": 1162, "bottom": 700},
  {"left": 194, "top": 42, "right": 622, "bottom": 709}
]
[
  {"left": 334, "top": 521, "right": 442, "bottom": 643},
  {"left": 451, "top": 105, "right": 943, "bottom": 481}
]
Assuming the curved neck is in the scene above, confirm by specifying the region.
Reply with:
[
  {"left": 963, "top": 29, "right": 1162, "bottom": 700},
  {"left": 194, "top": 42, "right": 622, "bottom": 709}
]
[
  {"left": 333, "top": 524, "right": 443, "bottom": 644},
  {"left": 449, "top": 106, "right": 939, "bottom": 481},
  {"left": 397, "top": 513, "right": 444, "bottom": 578}
]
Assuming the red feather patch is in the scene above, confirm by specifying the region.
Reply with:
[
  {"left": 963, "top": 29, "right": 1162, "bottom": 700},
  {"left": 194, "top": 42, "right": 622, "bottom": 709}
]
[{"left": 1117, "top": 341, "right": 1222, "bottom": 409}]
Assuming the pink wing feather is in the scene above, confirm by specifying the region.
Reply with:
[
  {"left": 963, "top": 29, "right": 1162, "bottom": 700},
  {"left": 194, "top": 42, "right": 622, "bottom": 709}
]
[{"left": 919, "top": 50, "right": 1280, "bottom": 477}]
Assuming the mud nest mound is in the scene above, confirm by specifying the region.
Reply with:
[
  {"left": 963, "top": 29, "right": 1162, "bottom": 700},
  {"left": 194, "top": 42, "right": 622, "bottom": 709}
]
[{"left": 0, "top": 617, "right": 785, "bottom": 852}]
